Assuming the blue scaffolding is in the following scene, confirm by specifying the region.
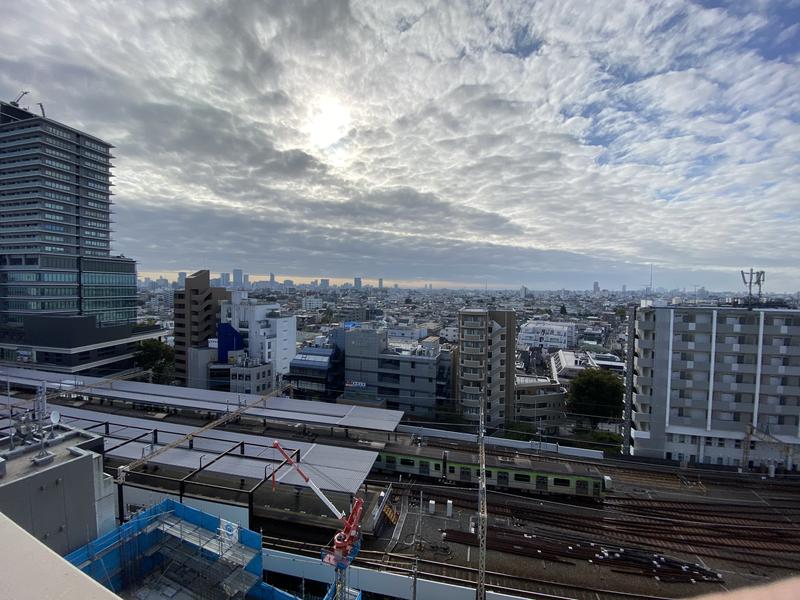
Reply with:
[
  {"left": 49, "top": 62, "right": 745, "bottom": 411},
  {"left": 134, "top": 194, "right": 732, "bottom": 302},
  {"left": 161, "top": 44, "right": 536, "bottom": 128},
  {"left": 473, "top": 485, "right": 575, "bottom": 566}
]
[{"left": 65, "top": 499, "right": 298, "bottom": 600}]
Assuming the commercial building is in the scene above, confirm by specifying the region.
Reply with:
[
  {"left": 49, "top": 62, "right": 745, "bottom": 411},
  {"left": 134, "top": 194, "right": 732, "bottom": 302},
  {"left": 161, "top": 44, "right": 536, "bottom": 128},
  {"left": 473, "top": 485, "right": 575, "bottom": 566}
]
[
  {"left": 517, "top": 320, "right": 577, "bottom": 351},
  {"left": 337, "top": 327, "right": 444, "bottom": 417},
  {"left": 286, "top": 345, "right": 344, "bottom": 402},
  {"left": 219, "top": 291, "right": 296, "bottom": 387},
  {"left": 457, "top": 308, "right": 516, "bottom": 428},
  {"left": 628, "top": 304, "right": 800, "bottom": 468},
  {"left": 513, "top": 375, "right": 566, "bottom": 434},
  {"left": 173, "top": 270, "right": 230, "bottom": 386},
  {"left": 0, "top": 99, "right": 160, "bottom": 374}
]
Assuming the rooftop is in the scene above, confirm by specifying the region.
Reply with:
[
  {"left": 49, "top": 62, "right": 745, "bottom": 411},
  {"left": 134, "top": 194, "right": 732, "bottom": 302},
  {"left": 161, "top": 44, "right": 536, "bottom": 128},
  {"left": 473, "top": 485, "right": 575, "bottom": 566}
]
[{"left": 3, "top": 366, "right": 403, "bottom": 432}]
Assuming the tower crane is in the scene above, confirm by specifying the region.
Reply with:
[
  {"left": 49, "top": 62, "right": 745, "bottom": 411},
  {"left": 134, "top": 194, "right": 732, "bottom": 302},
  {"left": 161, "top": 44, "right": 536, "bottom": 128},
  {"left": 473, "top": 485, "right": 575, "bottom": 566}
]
[
  {"left": 9, "top": 90, "right": 29, "bottom": 107},
  {"left": 272, "top": 440, "right": 364, "bottom": 600}
]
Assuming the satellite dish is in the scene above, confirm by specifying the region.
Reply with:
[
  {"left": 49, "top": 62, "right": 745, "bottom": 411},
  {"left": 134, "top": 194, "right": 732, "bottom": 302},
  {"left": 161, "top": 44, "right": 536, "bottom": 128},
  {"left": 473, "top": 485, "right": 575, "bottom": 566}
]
[{"left": 50, "top": 411, "right": 61, "bottom": 426}]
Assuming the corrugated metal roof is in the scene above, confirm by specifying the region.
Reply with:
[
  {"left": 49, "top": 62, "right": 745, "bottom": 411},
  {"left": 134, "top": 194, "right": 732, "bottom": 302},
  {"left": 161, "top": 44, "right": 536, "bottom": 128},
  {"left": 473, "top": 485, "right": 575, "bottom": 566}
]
[
  {"left": 58, "top": 406, "right": 375, "bottom": 495},
  {"left": 3, "top": 367, "right": 403, "bottom": 432}
]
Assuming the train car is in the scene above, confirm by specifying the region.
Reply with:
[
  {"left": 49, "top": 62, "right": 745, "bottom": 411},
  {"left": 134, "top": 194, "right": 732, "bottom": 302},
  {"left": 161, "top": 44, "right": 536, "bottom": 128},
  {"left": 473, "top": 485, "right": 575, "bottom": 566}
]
[{"left": 375, "top": 444, "right": 612, "bottom": 500}]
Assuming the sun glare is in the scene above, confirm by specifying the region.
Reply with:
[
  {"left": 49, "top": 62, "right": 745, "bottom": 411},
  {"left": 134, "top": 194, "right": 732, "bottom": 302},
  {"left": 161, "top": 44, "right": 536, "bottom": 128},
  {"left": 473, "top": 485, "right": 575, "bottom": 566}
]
[{"left": 305, "top": 96, "right": 351, "bottom": 150}]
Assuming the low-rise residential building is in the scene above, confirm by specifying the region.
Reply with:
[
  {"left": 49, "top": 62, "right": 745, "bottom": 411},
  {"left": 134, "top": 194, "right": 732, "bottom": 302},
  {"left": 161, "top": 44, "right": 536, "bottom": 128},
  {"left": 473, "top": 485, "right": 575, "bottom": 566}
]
[
  {"left": 517, "top": 320, "right": 577, "bottom": 350},
  {"left": 513, "top": 375, "right": 565, "bottom": 434}
]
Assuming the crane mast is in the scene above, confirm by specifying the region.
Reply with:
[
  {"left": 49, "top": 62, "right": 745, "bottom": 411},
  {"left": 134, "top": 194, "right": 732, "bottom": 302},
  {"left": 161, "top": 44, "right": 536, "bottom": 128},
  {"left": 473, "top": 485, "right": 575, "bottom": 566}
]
[{"left": 272, "top": 440, "right": 364, "bottom": 600}]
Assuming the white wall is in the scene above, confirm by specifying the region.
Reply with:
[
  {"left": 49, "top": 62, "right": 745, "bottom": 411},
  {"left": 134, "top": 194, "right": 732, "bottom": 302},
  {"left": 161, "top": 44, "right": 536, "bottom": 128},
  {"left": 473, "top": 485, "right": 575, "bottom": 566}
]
[{"left": 263, "top": 549, "right": 527, "bottom": 600}]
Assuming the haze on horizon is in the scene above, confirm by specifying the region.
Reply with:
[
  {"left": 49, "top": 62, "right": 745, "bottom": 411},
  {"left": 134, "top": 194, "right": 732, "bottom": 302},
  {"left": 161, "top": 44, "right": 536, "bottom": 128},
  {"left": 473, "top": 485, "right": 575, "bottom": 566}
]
[{"left": 2, "top": 1, "right": 798, "bottom": 292}]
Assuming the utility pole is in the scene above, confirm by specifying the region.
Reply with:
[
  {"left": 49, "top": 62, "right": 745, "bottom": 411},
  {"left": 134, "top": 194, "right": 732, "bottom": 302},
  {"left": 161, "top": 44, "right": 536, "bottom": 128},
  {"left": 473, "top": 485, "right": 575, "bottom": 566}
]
[
  {"left": 477, "top": 389, "right": 487, "bottom": 599},
  {"left": 412, "top": 489, "right": 422, "bottom": 600}
]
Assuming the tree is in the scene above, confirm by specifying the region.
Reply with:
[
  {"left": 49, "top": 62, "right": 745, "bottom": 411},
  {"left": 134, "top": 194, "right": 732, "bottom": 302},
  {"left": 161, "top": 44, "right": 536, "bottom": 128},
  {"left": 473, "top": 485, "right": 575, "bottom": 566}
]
[
  {"left": 567, "top": 368, "right": 624, "bottom": 427},
  {"left": 135, "top": 339, "right": 175, "bottom": 384},
  {"left": 559, "top": 304, "right": 567, "bottom": 315}
]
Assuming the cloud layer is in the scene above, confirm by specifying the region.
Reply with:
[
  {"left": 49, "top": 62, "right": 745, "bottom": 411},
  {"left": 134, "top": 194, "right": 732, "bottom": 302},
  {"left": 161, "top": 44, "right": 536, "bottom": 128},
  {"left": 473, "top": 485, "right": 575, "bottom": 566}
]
[{"left": 2, "top": 0, "right": 798, "bottom": 290}]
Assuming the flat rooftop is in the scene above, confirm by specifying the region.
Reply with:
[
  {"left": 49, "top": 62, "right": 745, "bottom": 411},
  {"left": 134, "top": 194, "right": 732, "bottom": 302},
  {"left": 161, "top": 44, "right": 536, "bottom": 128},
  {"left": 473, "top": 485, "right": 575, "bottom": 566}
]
[
  {"left": 0, "top": 427, "right": 101, "bottom": 484},
  {"left": 2, "top": 366, "right": 404, "bottom": 432}
]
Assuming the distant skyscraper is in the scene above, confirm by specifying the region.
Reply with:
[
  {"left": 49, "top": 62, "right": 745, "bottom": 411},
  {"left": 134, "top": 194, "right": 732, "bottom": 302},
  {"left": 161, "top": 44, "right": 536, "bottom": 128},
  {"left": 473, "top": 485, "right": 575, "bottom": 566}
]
[
  {"left": 232, "top": 268, "right": 243, "bottom": 286},
  {"left": 378, "top": 278, "right": 384, "bottom": 289},
  {"left": 593, "top": 281, "right": 600, "bottom": 294},
  {"left": 354, "top": 276, "right": 362, "bottom": 289},
  {"left": 319, "top": 278, "right": 330, "bottom": 289},
  {"left": 220, "top": 272, "right": 231, "bottom": 286},
  {"left": 622, "top": 284, "right": 627, "bottom": 293},
  {"left": 269, "top": 272, "right": 275, "bottom": 284},
  {"left": 177, "top": 271, "right": 187, "bottom": 287},
  {"left": 243, "top": 273, "right": 249, "bottom": 287}
]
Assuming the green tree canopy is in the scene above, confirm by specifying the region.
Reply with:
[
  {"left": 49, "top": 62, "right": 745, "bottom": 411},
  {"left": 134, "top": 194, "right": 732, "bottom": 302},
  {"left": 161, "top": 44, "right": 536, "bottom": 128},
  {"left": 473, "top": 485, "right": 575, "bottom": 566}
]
[
  {"left": 135, "top": 339, "right": 175, "bottom": 384},
  {"left": 567, "top": 368, "right": 624, "bottom": 426}
]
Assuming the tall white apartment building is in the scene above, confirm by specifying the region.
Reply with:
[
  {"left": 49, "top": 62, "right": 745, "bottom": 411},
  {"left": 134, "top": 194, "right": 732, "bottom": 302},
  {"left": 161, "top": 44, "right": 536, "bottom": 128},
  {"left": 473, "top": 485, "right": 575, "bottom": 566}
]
[
  {"left": 219, "top": 292, "right": 296, "bottom": 386},
  {"left": 457, "top": 308, "right": 516, "bottom": 428},
  {"left": 628, "top": 304, "right": 800, "bottom": 469},
  {"left": 517, "top": 320, "right": 577, "bottom": 350}
]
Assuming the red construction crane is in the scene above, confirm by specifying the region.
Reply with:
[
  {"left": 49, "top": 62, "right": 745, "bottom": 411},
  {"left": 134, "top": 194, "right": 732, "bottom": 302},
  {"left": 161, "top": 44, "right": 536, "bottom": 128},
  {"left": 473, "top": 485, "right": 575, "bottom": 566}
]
[{"left": 271, "top": 440, "right": 364, "bottom": 599}]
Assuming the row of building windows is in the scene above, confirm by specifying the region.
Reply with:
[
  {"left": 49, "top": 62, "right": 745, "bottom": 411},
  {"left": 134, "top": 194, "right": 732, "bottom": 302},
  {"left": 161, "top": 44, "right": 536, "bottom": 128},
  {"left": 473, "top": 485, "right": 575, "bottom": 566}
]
[
  {"left": 82, "top": 286, "right": 136, "bottom": 297},
  {"left": 43, "top": 158, "right": 73, "bottom": 172},
  {"left": 82, "top": 139, "right": 108, "bottom": 153},
  {"left": 3, "top": 286, "right": 79, "bottom": 297},
  {"left": 83, "top": 239, "right": 108, "bottom": 248},
  {"left": 43, "top": 179, "right": 72, "bottom": 192},
  {"left": 44, "top": 169, "right": 73, "bottom": 182},
  {"left": 81, "top": 272, "right": 135, "bottom": 285},
  {"left": 45, "top": 125, "right": 76, "bottom": 141},
  {"left": 5, "top": 299, "right": 78, "bottom": 310},
  {"left": 43, "top": 146, "right": 73, "bottom": 161},
  {"left": 82, "top": 298, "right": 135, "bottom": 310},
  {"left": 85, "top": 180, "right": 108, "bottom": 191}
]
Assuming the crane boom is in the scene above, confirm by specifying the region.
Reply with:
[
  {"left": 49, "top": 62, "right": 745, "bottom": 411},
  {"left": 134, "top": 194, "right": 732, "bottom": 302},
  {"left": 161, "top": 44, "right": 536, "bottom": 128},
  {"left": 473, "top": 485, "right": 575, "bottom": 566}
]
[
  {"left": 117, "top": 383, "right": 290, "bottom": 482},
  {"left": 272, "top": 440, "right": 345, "bottom": 520}
]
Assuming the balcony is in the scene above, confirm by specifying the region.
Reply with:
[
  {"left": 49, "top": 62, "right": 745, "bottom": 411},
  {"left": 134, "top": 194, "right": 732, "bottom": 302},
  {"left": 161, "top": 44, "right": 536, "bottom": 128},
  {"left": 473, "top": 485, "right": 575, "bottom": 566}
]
[
  {"left": 462, "top": 333, "right": 485, "bottom": 342},
  {"left": 460, "top": 346, "right": 485, "bottom": 356},
  {"left": 461, "top": 371, "right": 483, "bottom": 382},
  {"left": 460, "top": 359, "right": 483, "bottom": 368}
]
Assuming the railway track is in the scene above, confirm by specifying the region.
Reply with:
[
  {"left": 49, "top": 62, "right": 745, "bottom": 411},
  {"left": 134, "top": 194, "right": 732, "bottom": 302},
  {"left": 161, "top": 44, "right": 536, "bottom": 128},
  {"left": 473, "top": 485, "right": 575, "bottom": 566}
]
[
  {"left": 262, "top": 535, "right": 678, "bottom": 600},
  {"left": 382, "top": 481, "right": 800, "bottom": 571}
]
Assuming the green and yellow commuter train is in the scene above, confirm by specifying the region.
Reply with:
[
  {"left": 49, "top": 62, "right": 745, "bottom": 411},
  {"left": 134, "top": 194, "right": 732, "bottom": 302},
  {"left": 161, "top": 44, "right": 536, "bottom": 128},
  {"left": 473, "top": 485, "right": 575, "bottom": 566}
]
[{"left": 375, "top": 444, "right": 613, "bottom": 500}]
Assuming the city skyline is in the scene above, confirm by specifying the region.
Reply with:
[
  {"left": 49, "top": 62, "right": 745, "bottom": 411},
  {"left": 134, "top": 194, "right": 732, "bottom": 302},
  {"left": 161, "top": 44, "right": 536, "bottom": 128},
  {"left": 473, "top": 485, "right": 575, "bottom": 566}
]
[{"left": 1, "top": 2, "right": 798, "bottom": 290}]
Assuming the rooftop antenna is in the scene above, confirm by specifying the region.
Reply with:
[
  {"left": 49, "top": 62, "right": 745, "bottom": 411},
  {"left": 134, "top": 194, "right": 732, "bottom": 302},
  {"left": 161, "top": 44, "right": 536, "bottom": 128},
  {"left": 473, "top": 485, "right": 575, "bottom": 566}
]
[
  {"left": 36, "top": 102, "right": 46, "bottom": 118},
  {"left": 10, "top": 90, "right": 29, "bottom": 107},
  {"left": 741, "top": 269, "right": 765, "bottom": 305}
]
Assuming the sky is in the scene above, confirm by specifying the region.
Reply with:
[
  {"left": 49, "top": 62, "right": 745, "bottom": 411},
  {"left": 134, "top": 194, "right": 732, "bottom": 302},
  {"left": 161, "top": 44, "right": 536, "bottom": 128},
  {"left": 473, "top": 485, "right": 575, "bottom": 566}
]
[{"left": 1, "top": 1, "right": 799, "bottom": 291}]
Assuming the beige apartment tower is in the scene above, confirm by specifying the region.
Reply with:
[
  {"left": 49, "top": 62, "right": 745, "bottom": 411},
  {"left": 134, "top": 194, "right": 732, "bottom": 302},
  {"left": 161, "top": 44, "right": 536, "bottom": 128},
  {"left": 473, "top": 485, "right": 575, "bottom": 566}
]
[
  {"left": 173, "top": 270, "right": 230, "bottom": 386},
  {"left": 457, "top": 308, "right": 516, "bottom": 428}
]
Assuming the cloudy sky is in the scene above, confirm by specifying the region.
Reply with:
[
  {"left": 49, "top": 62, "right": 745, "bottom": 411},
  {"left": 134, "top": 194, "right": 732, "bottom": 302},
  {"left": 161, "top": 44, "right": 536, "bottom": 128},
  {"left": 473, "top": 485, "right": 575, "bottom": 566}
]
[{"left": 2, "top": 1, "right": 798, "bottom": 290}]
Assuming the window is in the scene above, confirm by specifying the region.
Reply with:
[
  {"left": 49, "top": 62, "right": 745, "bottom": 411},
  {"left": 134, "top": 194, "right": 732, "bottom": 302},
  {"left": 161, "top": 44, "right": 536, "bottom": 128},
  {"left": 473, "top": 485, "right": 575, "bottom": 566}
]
[
  {"left": 513, "top": 473, "right": 530, "bottom": 483},
  {"left": 553, "top": 478, "right": 571, "bottom": 487},
  {"left": 448, "top": 466, "right": 455, "bottom": 474},
  {"left": 385, "top": 455, "right": 396, "bottom": 464},
  {"left": 400, "top": 458, "right": 415, "bottom": 466}
]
